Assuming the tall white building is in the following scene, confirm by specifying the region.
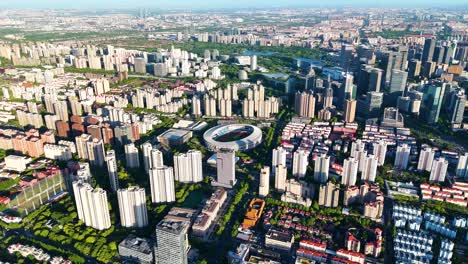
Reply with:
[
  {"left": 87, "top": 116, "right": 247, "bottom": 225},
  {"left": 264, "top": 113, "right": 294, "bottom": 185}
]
[
  {"left": 141, "top": 142, "right": 153, "bottom": 172},
  {"left": 429, "top": 157, "right": 449, "bottom": 182},
  {"left": 125, "top": 143, "right": 140, "bottom": 169},
  {"left": 313, "top": 154, "right": 330, "bottom": 183},
  {"left": 192, "top": 95, "right": 202, "bottom": 117},
  {"left": 456, "top": 153, "right": 468, "bottom": 179},
  {"left": 350, "top": 139, "right": 366, "bottom": 158},
  {"left": 372, "top": 140, "right": 387, "bottom": 166},
  {"left": 105, "top": 150, "right": 119, "bottom": 192},
  {"left": 342, "top": 157, "right": 358, "bottom": 186},
  {"left": 149, "top": 166, "right": 176, "bottom": 203},
  {"left": 274, "top": 165, "right": 287, "bottom": 192},
  {"left": 272, "top": 147, "right": 287, "bottom": 169},
  {"left": 250, "top": 55, "right": 257, "bottom": 71},
  {"left": 216, "top": 150, "right": 236, "bottom": 188},
  {"left": 151, "top": 148, "right": 164, "bottom": 168},
  {"left": 292, "top": 150, "right": 308, "bottom": 178},
  {"left": 259, "top": 166, "right": 270, "bottom": 197},
  {"left": 76, "top": 134, "right": 105, "bottom": 167},
  {"left": 418, "top": 147, "right": 435, "bottom": 171},
  {"left": 355, "top": 150, "right": 368, "bottom": 172},
  {"left": 173, "top": 150, "right": 203, "bottom": 183},
  {"left": 72, "top": 181, "right": 111, "bottom": 230},
  {"left": 395, "top": 144, "right": 411, "bottom": 169},
  {"left": 117, "top": 186, "right": 148, "bottom": 228},
  {"left": 361, "top": 154, "right": 378, "bottom": 182}
]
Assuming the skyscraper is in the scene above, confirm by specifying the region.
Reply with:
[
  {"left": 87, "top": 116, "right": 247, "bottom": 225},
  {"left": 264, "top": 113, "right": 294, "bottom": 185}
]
[
  {"left": 272, "top": 146, "right": 287, "bottom": 169},
  {"left": 173, "top": 150, "right": 203, "bottom": 183},
  {"left": 313, "top": 154, "right": 330, "bottom": 183},
  {"left": 155, "top": 219, "right": 190, "bottom": 264},
  {"left": 259, "top": 166, "right": 270, "bottom": 197},
  {"left": 151, "top": 148, "right": 164, "bottom": 169},
  {"left": 422, "top": 38, "right": 436, "bottom": 63},
  {"left": 216, "top": 150, "right": 236, "bottom": 188},
  {"left": 342, "top": 157, "right": 358, "bottom": 186},
  {"left": 429, "top": 157, "right": 448, "bottom": 182},
  {"left": 318, "top": 181, "right": 340, "bottom": 208},
  {"left": 72, "top": 181, "right": 111, "bottom": 230},
  {"left": 141, "top": 142, "right": 153, "bottom": 172},
  {"left": 117, "top": 186, "right": 148, "bottom": 228},
  {"left": 149, "top": 166, "right": 176, "bottom": 203},
  {"left": 292, "top": 150, "right": 309, "bottom": 178},
  {"left": 361, "top": 154, "right": 378, "bottom": 182},
  {"left": 417, "top": 147, "right": 435, "bottom": 171},
  {"left": 344, "top": 99, "right": 357, "bottom": 123},
  {"left": 105, "top": 150, "right": 119, "bottom": 192},
  {"left": 274, "top": 165, "right": 287, "bottom": 192},
  {"left": 350, "top": 139, "right": 366, "bottom": 158},
  {"left": 408, "top": 59, "right": 421, "bottom": 79},
  {"left": 422, "top": 84, "right": 445, "bottom": 124},
  {"left": 125, "top": 143, "right": 140, "bottom": 169},
  {"left": 388, "top": 69, "right": 408, "bottom": 104},
  {"left": 395, "top": 144, "right": 411, "bottom": 169},
  {"left": 448, "top": 89, "right": 466, "bottom": 125}
]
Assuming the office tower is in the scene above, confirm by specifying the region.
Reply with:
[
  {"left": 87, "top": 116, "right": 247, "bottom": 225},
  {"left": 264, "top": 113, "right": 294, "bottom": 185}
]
[
  {"left": 344, "top": 99, "right": 356, "bottom": 123},
  {"left": 448, "top": 89, "right": 466, "bottom": 125},
  {"left": 408, "top": 59, "right": 421, "bottom": 79},
  {"left": 125, "top": 143, "right": 140, "bottom": 169},
  {"left": 323, "top": 87, "right": 334, "bottom": 108},
  {"left": 274, "top": 165, "right": 287, "bottom": 192},
  {"left": 433, "top": 46, "right": 444, "bottom": 64},
  {"left": 456, "top": 153, "right": 468, "bottom": 179},
  {"left": 72, "top": 181, "right": 111, "bottom": 230},
  {"left": 305, "top": 67, "right": 316, "bottom": 90},
  {"left": 216, "top": 150, "right": 236, "bottom": 188},
  {"left": 358, "top": 66, "right": 382, "bottom": 95},
  {"left": 259, "top": 166, "right": 270, "bottom": 197},
  {"left": 313, "top": 154, "right": 330, "bottom": 183},
  {"left": 117, "top": 186, "right": 148, "bottom": 228},
  {"left": 350, "top": 139, "right": 365, "bottom": 158},
  {"left": 149, "top": 166, "right": 176, "bottom": 203},
  {"left": 442, "top": 45, "right": 453, "bottom": 64},
  {"left": 372, "top": 140, "right": 387, "bottom": 166},
  {"left": 154, "top": 219, "right": 189, "bottom": 264},
  {"left": 422, "top": 84, "right": 445, "bottom": 124},
  {"left": 340, "top": 44, "right": 354, "bottom": 70},
  {"left": 118, "top": 235, "right": 154, "bottom": 264},
  {"left": 381, "top": 51, "right": 404, "bottom": 84},
  {"left": 429, "top": 157, "right": 448, "bottom": 182},
  {"left": 343, "top": 73, "right": 354, "bottom": 101},
  {"left": 422, "top": 38, "right": 436, "bottom": 63},
  {"left": 423, "top": 61, "right": 436, "bottom": 78},
  {"left": 388, "top": 69, "right": 408, "bottom": 104},
  {"left": 417, "top": 147, "right": 435, "bottom": 171},
  {"left": 361, "top": 154, "right": 378, "bottom": 182},
  {"left": 395, "top": 144, "right": 411, "bottom": 169},
  {"left": 292, "top": 150, "right": 309, "bottom": 178},
  {"left": 365, "top": 91, "right": 383, "bottom": 118},
  {"left": 141, "top": 142, "right": 153, "bottom": 172},
  {"left": 295, "top": 91, "right": 315, "bottom": 118},
  {"left": 173, "top": 150, "right": 203, "bottom": 183},
  {"left": 105, "top": 150, "right": 119, "bottom": 192},
  {"left": 192, "top": 95, "right": 202, "bottom": 117},
  {"left": 342, "top": 157, "right": 358, "bottom": 186},
  {"left": 318, "top": 182, "right": 340, "bottom": 208},
  {"left": 250, "top": 55, "right": 257, "bottom": 71}
]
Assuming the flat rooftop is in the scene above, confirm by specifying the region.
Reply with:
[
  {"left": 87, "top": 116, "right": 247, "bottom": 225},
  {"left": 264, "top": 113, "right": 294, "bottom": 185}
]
[{"left": 119, "top": 235, "right": 153, "bottom": 255}]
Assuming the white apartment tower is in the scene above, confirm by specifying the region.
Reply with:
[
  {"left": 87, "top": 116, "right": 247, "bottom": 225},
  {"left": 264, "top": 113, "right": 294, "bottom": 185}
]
[
  {"left": 105, "top": 150, "right": 119, "bottom": 192},
  {"left": 272, "top": 147, "right": 287, "bottom": 168},
  {"left": 313, "top": 154, "right": 330, "bottom": 183},
  {"left": 274, "top": 165, "right": 287, "bottom": 192},
  {"left": 292, "top": 150, "right": 309, "bottom": 178},
  {"left": 429, "top": 157, "right": 449, "bottom": 182},
  {"left": 395, "top": 144, "right": 411, "bottom": 170},
  {"left": 149, "top": 166, "right": 176, "bottom": 203},
  {"left": 456, "top": 153, "right": 468, "bottom": 179},
  {"left": 72, "top": 181, "right": 111, "bottom": 230},
  {"left": 342, "top": 157, "right": 359, "bottom": 186},
  {"left": 117, "top": 186, "right": 148, "bottom": 228},
  {"left": 173, "top": 150, "right": 203, "bottom": 183},
  {"left": 372, "top": 140, "right": 387, "bottom": 166},
  {"left": 259, "top": 166, "right": 270, "bottom": 197},
  {"left": 125, "top": 143, "right": 140, "bottom": 169},
  {"left": 361, "top": 154, "right": 378, "bottom": 182},
  {"left": 418, "top": 147, "right": 435, "bottom": 171}
]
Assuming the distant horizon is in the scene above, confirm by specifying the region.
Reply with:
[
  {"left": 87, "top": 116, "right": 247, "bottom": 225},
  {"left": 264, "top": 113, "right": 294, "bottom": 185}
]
[{"left": 1, "top": 0, "right": 467, "bottom": 10}]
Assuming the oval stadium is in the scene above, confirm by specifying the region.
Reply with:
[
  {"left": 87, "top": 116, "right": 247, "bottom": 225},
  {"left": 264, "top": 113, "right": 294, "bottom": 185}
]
[{"left": 203, "top": 124, "right": 263, "bottom": 151}]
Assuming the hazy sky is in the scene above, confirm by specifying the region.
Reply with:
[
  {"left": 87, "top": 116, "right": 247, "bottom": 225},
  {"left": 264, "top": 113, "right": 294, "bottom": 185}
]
[{"left": 1, "top": 0, "right": 467, "bottom": 9}]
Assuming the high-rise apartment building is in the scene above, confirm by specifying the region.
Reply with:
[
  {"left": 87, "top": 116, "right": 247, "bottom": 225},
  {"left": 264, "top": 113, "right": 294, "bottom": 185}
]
[
  {"left": 456, "top": 153, "right": 468, "bottom": 179},
  {"left": 417, "top": 147, "right": 435, "bottom": 171},
  {"left": 372, "top": 140, "right": 387, "bottom": 166},
  {"left": 272, "top": 146, "right": 287, "bottom": 169},
  {"left": 342, "top": 157, "right": 358, "bottom": 186},
  {"left": 72, "top": 181, "right": 111, "bottom": 230},
  {"left": 105, "top": 150, "right": 119, "bottom": 192},
  {"left": 313, "top": 154, "right": 330, "bottom": 183},
  {"left": 293, "top": 150, "right": 309, "bottom": 178},
  {"left": 117, "top": 186, "right": 148, "bottom": 228},
  {"left": 395, "top": 144, "right": 411, "bottom": 169},
  {"left": 274, "top": 165, "right": 287, "bottom": 192},
  {"left": 125, "top": 143, "right": 140, "bottom": 169},
  {"left": 318, "top": 182, "right": 340, "bottom": 208},
  {"left": 429, "top": 157, "right": 448, "bottom": 182},
  {"left": 149, "top": 166, "right": 176, "bottom": 203},
  {"left": 361, "top": 154, "right": 378, "bottom": 182},
  {"left": 295, "top": 91, "right": 315, "bottom": 118},
  {"left": 259, "top": 166, "right": 270, "bottom": 197},
  {"left": 154, "top": 219, "right": 190, "bottom": 264},
  {"left": 216, "top": 150, "right": 236, "bottom": 188},
  {"left": 344, "top": 99, "right": 356, "bottom": 123},
  {"left": 173, "top": 150, "right": 203, "bottom": 183}
]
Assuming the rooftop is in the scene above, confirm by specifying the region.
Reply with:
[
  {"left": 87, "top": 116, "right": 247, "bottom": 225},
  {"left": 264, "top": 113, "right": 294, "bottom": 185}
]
[{"left": 119, "top": 235, "right": 153, "bottom": 255}]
